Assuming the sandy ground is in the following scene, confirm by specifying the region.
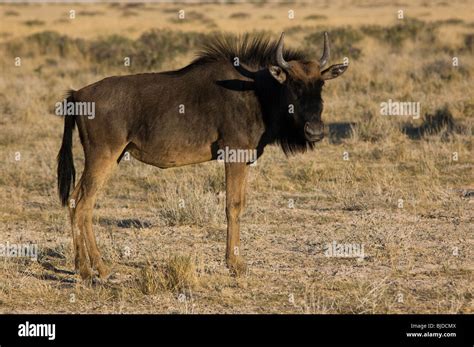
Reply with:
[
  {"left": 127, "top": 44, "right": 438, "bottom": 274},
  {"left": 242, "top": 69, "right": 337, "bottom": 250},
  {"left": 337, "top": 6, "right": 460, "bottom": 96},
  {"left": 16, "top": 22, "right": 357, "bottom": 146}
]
[{"left": 0, "top": 0, "right": 472, "bottom": 313}]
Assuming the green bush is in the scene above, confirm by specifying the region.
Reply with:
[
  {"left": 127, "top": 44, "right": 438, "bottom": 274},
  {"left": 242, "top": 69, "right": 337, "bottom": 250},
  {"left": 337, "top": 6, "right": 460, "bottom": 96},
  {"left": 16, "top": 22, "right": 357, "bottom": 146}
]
[
  {"left": 361, "top": 18, "right": 438, "bottom": 48},
  {"left": 134, "top": 30, "right": 205, "bottom": 70},
  {"left": 7, "top": 31, "right": 87, "bottom": 57},
  {"left": 5, "top": 29, "right": 206, "bottom": 72},
  {"left": 305, "top": 27, "right": 363, "bottom": 60},
  {"left": 422, "top": 59, "right": 470, "bottom": 81},
  {"left": 88, "top": 34, "right": 137, "bottom": 67},
  {"left": 464, "top": 33, "right": 474, "bottom": 53}
]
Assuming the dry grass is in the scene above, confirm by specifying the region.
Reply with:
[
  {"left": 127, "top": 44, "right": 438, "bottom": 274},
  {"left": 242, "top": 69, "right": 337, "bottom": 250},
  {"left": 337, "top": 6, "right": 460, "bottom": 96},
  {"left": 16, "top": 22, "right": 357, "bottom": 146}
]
[
  {"left": 139, "top": 255, "right": 198, "bottom": 295},
  {"left": 0, "top": 0, "right": 472, "bottom": 314}
]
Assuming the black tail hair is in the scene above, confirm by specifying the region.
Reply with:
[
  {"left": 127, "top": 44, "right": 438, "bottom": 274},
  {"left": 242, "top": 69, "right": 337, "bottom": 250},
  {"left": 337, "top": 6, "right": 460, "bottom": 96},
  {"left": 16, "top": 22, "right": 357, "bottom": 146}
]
[{"left": 57, "top": 90, "right": 76, "bottom": 207}]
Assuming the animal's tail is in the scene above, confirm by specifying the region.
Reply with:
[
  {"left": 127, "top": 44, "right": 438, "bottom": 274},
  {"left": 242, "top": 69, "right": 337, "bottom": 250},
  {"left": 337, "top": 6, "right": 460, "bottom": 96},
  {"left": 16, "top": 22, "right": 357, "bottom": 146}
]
[{"left": 57, "top": 90, "right": 76, "bottom": 207}]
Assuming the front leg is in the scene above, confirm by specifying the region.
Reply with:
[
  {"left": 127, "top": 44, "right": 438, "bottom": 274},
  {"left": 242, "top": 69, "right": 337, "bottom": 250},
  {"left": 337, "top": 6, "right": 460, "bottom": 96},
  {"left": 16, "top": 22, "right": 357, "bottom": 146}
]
[{"left": 224, "top": 162, "right": 248, "bottom": 276}]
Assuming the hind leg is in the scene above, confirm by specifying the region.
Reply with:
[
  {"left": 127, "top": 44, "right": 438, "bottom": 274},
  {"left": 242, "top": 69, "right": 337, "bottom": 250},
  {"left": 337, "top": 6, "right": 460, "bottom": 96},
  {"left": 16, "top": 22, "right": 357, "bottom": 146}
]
[
  {"left": 74, "top": 149, "right": 123, "bottom": 279},
  {"left": 69, "top": 179, "right": 94, "bottom": 279},
  {"left": 69, "top": 177, "right": 83, "bottom": 273}
]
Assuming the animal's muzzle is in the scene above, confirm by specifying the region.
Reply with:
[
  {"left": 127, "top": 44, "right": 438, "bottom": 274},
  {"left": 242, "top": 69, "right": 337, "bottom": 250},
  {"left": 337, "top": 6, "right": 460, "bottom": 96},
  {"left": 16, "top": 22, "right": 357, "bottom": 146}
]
[{"left": 304, "top": 121, "right": 324, "bottom": 142}]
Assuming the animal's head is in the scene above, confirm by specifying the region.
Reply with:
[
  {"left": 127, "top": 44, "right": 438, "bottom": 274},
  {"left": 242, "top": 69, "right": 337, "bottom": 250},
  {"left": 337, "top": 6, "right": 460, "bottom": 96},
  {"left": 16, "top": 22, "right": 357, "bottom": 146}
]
[{"left": 269, "top": 32, "right": 348, "bottom": 142}]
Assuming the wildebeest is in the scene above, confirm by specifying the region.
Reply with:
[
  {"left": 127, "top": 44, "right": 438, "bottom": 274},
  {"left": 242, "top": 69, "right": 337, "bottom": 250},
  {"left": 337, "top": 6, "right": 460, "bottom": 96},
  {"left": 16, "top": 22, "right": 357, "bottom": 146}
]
[{"left": 57, "top": 32, "right": 348, "bottom": 279}]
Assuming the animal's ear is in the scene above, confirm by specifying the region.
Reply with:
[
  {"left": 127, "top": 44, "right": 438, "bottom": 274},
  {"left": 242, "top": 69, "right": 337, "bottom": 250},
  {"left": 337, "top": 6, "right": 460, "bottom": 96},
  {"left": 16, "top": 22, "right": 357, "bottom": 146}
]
[
  {"left": 269, "top": 65, "right": 287, "bottom": 84},
  {"left": 321, "top": 63, "right": 348, "bottom": 80}
]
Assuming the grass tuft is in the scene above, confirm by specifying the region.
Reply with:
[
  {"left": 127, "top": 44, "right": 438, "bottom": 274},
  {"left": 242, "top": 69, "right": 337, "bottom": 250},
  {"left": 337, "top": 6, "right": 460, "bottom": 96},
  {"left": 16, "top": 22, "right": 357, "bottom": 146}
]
[{"left": 139, "top": 255, "right": 198, "bottom": 294}]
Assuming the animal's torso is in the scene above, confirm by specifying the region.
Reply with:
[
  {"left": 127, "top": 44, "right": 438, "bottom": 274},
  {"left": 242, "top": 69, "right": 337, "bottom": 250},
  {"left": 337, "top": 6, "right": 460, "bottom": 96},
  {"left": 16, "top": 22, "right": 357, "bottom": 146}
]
[{"left": 74, "top": 61, "right": 266, "bottom": 168}]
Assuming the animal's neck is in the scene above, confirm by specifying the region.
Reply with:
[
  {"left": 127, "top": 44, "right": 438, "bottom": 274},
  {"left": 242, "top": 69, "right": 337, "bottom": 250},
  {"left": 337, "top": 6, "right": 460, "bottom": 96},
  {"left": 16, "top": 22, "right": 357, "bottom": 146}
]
[
  {"left": 254, "top": 69, "right": 288, "bottom": 145},
  {"left": 254, "top": 68, "right": 314, "bottom": 155}
]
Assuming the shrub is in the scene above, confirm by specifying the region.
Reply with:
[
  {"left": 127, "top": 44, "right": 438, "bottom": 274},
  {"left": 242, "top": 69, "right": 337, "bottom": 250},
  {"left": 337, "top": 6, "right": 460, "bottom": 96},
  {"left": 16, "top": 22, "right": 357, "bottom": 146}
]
[
  {"left": 361, "top": 18, "right": 438, "bottom": 48},
  {"left": 304, "top": 14, "right": 327, "bottom": 21},
  {"left": 229, "top": 12, "right": 250, "bottom": 19},
  {"left": 23, "top": 20, "right": 45, "bottom": 26},
  {"left": 304, "top": 27, "right": 363, "bottom": 60},
  {"left": 464, "top": 33, "right": 474, "bottom": 53},
  {"left": 88, "top": 34, "right": 137, "bottom": 67},
  {"left": 422, "top": 59, "right": 470, "bottom": 81},
  {"left": 7, "top": 31, "right": 87, "bottom": 58},
  {"left": 4, "top": 10, "right": 19, "bottom": 16},
  {"left": 133, "top": 30, "right": 205, "bottom": 71},
  {"left": 4, "top": 30, "right": 205, "bottom": 72}
]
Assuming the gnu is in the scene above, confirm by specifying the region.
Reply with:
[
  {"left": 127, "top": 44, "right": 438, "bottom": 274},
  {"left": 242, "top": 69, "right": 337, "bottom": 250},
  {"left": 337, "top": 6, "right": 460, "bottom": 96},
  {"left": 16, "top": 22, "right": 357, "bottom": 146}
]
[{"left": 57, "top": 32, "right": 348, "bottom": 279}]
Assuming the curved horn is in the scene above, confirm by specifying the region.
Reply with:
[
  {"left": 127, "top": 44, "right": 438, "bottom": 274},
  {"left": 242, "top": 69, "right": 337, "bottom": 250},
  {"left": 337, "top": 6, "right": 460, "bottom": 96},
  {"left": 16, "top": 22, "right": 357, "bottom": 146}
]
[
  {"left": 276, "top": 32, "right": 290, "bottom": 70},
  {"left": 319, "top": 32, "right": 330, "bottom": 69}
]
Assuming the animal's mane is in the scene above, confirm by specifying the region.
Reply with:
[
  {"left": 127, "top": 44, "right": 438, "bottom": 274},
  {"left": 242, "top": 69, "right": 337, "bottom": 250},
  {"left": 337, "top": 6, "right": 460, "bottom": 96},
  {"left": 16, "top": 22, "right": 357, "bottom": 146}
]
[
  {"left": 189, "top": 33, "right": 308, "bottom": 68},
  {"left": 171, "top": 33, "right": 315, "bottom": 156}
]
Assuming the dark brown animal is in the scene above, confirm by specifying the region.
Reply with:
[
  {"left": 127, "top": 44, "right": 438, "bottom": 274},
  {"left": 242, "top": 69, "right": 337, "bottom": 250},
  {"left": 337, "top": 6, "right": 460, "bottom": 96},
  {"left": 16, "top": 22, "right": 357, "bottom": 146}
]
[{"left": 57, "top": 32, "right": 348, "bottom": 279}]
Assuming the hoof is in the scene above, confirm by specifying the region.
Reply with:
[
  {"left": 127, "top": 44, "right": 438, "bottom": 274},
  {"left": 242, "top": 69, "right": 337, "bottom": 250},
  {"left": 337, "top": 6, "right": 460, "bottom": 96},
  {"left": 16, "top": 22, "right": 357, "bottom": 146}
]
[
  {"left": 97, "top": 264, "right": 111, "bottom": 280},
  {"left": 79, "top": 264, "right": 93, "bottom": 280},
  {"left": 226, "top": 257, "right": 247, "bottom": 277},
  {"left": 74, "top": 257, "right": 80, "bottom": 274}
]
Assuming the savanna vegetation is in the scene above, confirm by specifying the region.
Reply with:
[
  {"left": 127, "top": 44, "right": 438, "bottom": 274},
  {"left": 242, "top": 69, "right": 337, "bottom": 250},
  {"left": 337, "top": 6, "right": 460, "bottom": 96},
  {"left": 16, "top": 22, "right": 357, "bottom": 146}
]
[{"left": 0, "top": 0, "right": 472, "bottom": 313}]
